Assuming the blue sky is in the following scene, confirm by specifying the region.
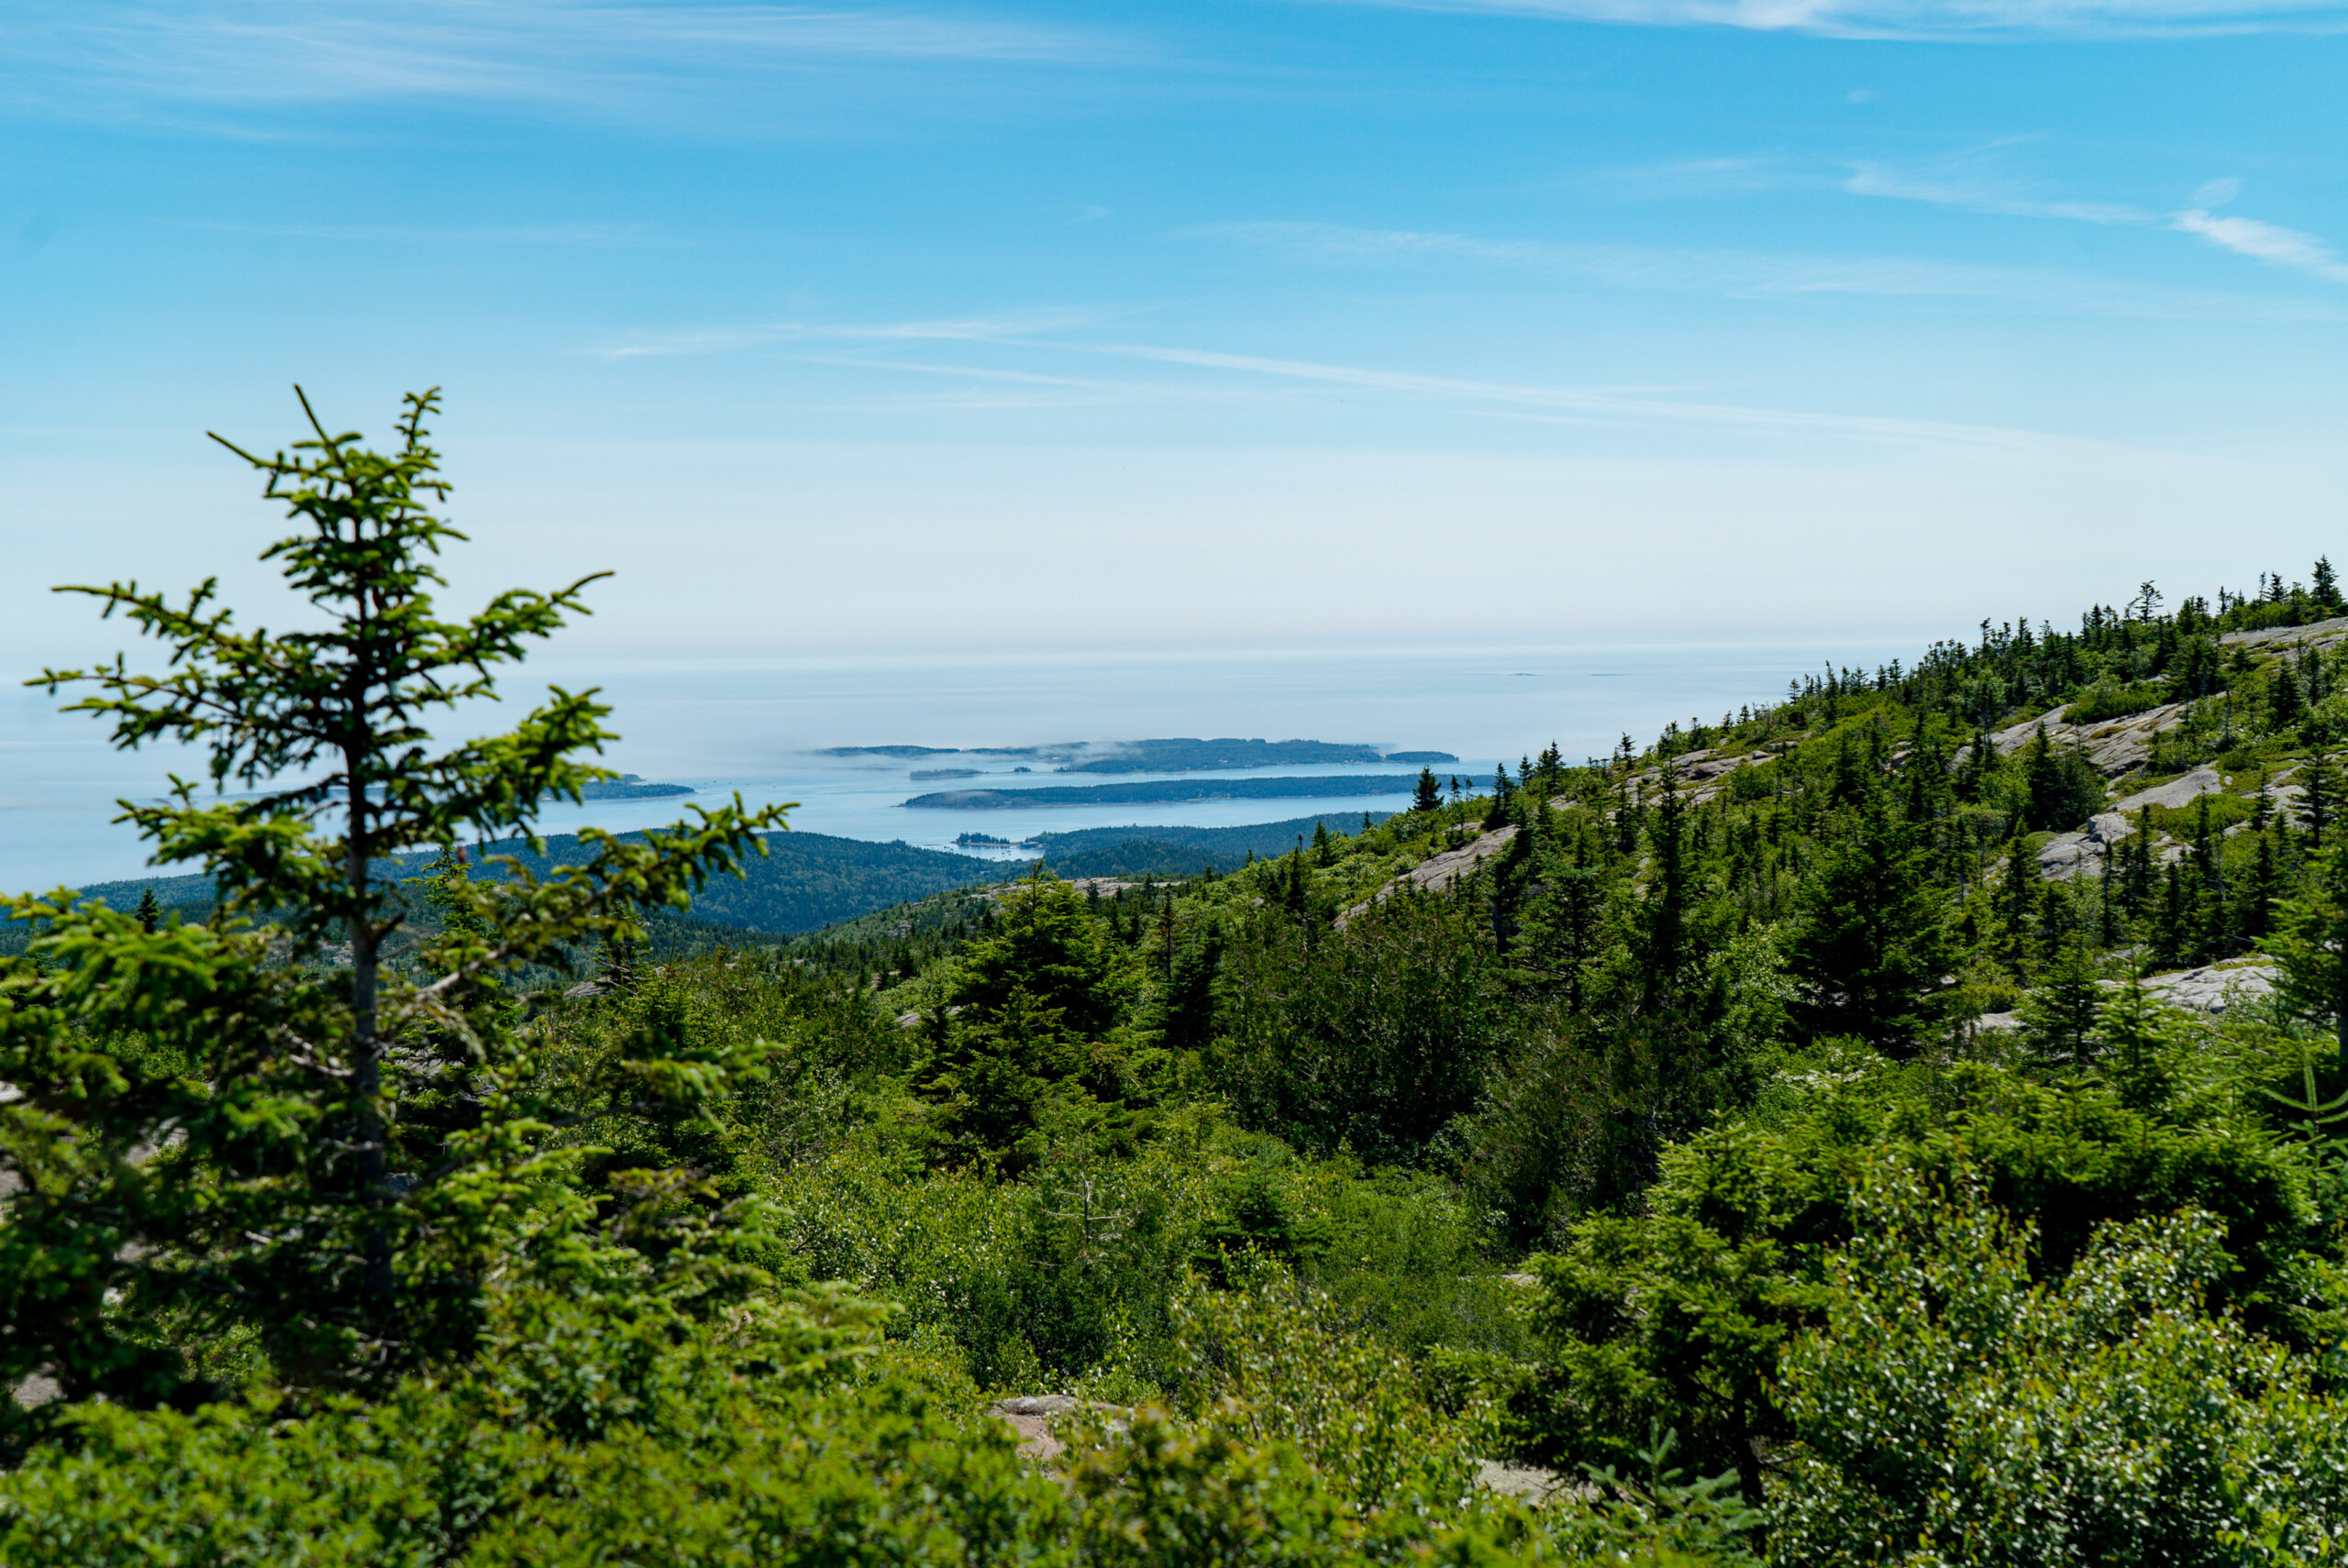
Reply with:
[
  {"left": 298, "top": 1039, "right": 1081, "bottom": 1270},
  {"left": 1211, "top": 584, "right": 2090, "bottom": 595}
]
[{"left": 4, "top": 0, "right": 2344, "bottom": 665}]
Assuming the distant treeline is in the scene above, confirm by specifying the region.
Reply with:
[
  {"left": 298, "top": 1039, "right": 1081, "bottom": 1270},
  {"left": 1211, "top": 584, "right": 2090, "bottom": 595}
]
[
  {"left": 1029, "top": 812, "right": 1396, "bottom": 877},
  {"left": 31, "top": 830, "right": 1024, "bottom": 950}
]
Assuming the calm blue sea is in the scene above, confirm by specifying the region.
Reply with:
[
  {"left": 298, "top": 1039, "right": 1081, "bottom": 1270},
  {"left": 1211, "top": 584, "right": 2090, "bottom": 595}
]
[{"left": 0, "top": 643, "right": 1902, "bottom": 892}]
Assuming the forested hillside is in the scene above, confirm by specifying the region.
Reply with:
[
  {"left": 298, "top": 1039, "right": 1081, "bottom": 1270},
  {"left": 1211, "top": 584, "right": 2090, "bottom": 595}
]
[
  {"left": 6, "top": 396, "right": 2348, "bottom": 1565},
  {"left": 27, "top": 829, "right": 1024, "bottom": 960}
]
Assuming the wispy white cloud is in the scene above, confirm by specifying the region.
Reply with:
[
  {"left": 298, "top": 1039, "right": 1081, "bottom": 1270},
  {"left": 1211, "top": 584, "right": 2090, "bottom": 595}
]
[
  {"left": 590, "top": 311, "right": 1112, "bottom": 359},
  {"left": 1185, "top": 218, "right": 2336, "bottom": 320},
  {"left": 1364, "top": 0, "right": 2348, "bottom": 39},
  {"left": 2171, "top": 207, "right": 2348, "bottom": 282},
  {"left": 1843, "top": 152, "right": 2348, "bottom": 287},
  {"left": 581, "top": 312, "right": 2145, "bottom": 453},
  {"left": 1063, "top": 340, "right": 2127, "bottom": 453},
  {"left": 0, "top": 1, "right": 1113, "bottom": 120},
  {"left": 176, "top": 218, "right": 670, "bottom": 247},
  {"left": 1843, "top": 160, "right": 2149, "bottom": 224}
]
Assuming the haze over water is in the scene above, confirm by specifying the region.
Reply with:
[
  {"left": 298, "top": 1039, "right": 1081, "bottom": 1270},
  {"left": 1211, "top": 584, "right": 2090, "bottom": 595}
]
[{"left": 0, "top": 642, "right": 1899, "bottom": 893}]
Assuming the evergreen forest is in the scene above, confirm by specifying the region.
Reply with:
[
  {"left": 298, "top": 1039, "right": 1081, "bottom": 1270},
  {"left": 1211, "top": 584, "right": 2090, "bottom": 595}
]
[{"left": 6, "top": 394, "right": 2348, "bottom": 1566}]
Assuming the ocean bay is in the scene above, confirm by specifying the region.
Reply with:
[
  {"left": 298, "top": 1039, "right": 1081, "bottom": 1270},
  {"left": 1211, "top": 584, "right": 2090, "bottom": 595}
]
[{"left": 0, "top": 641, "right": 1899, "bottom": 892}]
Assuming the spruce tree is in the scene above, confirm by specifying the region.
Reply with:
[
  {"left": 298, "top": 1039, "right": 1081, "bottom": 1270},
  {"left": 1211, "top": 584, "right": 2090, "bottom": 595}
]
[
  {"left": 920, "top": 868, "right": 1127, "bottom": 1170},
  {"left": 1513, "top": 840, "right": 1606, "bottom": 1013},
  {"left": 2019, "top": 931, "right": 2102, "bottom": 1066},
  {"left": 2302, "top": 755, "right": 2338, "bottom": 848},
  {"left": 2, "top": 389, "right": 787, "bottom": 1420},
  {"left": 1154, "top": 915, "right": 1224, "bottom": 1052},
  {"left": 1999, "top": 834, "right": 2040, "bottom": 971},
  {"left": 1311, "top": 820, "right": 1335, "bottom": 867},
  {"left": 2021, "top": 723, "right": 2101, "bottom": 832},
  {"left": 2274, "top": 844, "right": 2348, "bottom": 1075},
  {"left": 2273, "top": 662, "right": 2305, "bottom": 730},
  {"left": 2188, "top": 795, "right": 2231, "bottom": 962},
  {"left": 2152, "top": 861, "right": 2189, "bottom": 968},
  {"left": 1634, "top": 768, "right": 1695, "bottom": 1003},
  {"left": 1786, "top": 784, "right": 1951, "bottom": 1053},
  {"left": 1481, "top": 765, "right": 1513, "bottom": 831},
  {"left": 1956, "top": 728, "right": 1994, "bottom": 801},
  {"left": 1412, "top": 767, "right": 1441, "bottom": 814},
  {"left": 132, "top": 886, "right": 161, "bottom": 935},
  {"left": 2243, "top": 827, "right": 2283, "bottom": 944}
]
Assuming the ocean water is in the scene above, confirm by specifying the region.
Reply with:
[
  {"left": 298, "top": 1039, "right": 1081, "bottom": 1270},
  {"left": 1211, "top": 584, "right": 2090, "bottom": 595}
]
[{"left": 0, "top": 642, "right": 1901, "bottom": 892}]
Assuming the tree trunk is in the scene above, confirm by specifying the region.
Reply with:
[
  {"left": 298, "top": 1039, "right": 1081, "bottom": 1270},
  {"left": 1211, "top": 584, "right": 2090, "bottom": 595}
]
[{"left": 348, "top": 761, "right": 393, "bottom": 1340}]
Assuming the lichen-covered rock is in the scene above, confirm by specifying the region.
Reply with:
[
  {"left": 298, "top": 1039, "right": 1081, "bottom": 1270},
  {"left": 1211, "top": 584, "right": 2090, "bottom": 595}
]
[
  {"left": 2113, "top": 767, "right": 2225, "bottom": 814},
  {"left": 1337, "top": 825, "right": 1517, "bottom": 927}
]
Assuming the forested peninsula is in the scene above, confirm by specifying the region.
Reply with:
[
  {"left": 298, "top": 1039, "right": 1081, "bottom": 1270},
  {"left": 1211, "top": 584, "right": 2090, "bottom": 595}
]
[{"left": 7, "top": 395, "right": 2348, "bottom": 1567}]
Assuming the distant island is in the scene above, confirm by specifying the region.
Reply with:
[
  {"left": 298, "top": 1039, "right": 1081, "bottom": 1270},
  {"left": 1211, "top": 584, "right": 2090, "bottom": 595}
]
[
  {"left": 824, "top": 744, "right": 1072, "bottom": 760},
  {"left": 1058, "top": 738, "right": 1384, "bottom": 773},
  {"left": 576, "top": 774, "right": 694, "bottom": 801},
  {"left": 905, "top": 774, "right": 1420, "bottom": 810},
  {"left": 828, "top": 738, "right": 1456, "bottom": 774},
  {"left": 911, "top": 767, "right": 981, "bottom": 780}
]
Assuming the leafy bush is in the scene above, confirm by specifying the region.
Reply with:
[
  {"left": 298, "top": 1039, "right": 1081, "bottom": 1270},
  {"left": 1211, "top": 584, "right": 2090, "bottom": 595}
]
[
  {"left": 1769, "top": 1161, "right": 2348, "bottom": 1567},
  {"left": 1512, "top": 1048, "right": 2338, "bottom": 1498},
  {"left": 2065, "top": 679, "right": 2170, "bottom": 725},
  {"left": 1212, "top": 890, "right": 1522, "bottom": 1162}
]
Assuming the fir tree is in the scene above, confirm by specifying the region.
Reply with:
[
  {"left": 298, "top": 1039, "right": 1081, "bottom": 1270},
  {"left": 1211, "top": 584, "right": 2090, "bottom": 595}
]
[
  {"left": 1634, "top": 768, "right": 1695, "bottom": 1004},
  {"left": 1955, "top": 729, "right": 1994, "bottom": 802},
  {"left": 2151, "top": 860, "right": 2189, "bottom": 969},
  {"left": 2301, "top": 755, "right": 2338, "bottom": 849},
  {"left": 1282, "top": 839, "right": 1310, "bottom": 919},
  {"left": 1999, "top": 834, "right": 2040, "bottom": 971},
  {"left": 1412, "top": 767, "right": 1441, "bottom": 814},
  {"left": 1513, "top": 840, "right": 1607, "bottom": 1013},
  {"left": 1311, "top": 820, "right": 1335, "bottom": 867},
  {"left": 1786, "top": 786, "right": 1952, "bottom": 1054},
  {"left": 2019, "top": 930, "right": 2102, "bottom": 1066},
  {"left": 2021, "top": 723, "right": 2102, "bottom": 833},
  {"left": 2243, "top": 826, "right": 2283, "bottom": 945},
  {"left": 2274, "top": 843, "right": 2348, "bottom": 1075},
  {"left": 3, "top": 388, "right": 785, "bottom": 1416},
  {"left": 1153, "top": 916, "right": 1223, "bottom": 1052},
  {"left": 1481, "top": 764, "right": 1513, "bottom": 831},
  {"left": 133, "top": 887, "right": 161, "bottom": 935},
  {"left": 2187, "top": 794, "right": 2231, "bottom": 962},
  {"left": 2272, "top": 661, "right": 2305, "bottom": 730},
  {"left": 921, "top": 869, "right": 1129, "bottom": 1170},
  {"left": 1156, "top": 890, "right": 1177, "bottom": 979}
]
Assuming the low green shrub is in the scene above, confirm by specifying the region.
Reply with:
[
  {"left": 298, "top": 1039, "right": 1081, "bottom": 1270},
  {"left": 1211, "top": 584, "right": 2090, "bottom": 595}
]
[
  {"left": 1768, "top": 1160, "right": 2348, "bottom": 1567},
  {"left": 2066, "top": 679, "right": 2172, "bottom": 725}
]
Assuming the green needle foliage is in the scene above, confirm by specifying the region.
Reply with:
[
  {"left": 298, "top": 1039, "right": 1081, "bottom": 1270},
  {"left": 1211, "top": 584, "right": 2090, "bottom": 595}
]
[
  {"left": 0, "top": 389, "right": 792, "bottom": 1441},
  {"left": 2276, "top": 843, "right": 2348, "bottom": 1076}
]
